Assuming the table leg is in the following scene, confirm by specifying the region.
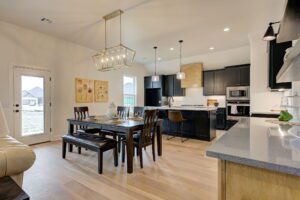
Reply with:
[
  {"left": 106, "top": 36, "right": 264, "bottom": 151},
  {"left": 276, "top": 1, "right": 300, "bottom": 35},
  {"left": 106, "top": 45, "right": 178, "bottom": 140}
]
[
  {"left": 68, "top": 122, "right": 74, "bottom": 152},
  {"left": 126, "top": 129, "right": 134, "bottom": 174},
  {"left": 157, "top": 121, "right": 162, "bottom": 156}
]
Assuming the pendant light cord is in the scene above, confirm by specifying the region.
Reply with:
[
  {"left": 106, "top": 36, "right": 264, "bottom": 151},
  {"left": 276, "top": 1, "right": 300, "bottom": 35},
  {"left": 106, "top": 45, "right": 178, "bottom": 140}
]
[
  {"left": 154, "top": 46, "right": 157, "bottom": 75},
  {"left": 179, "top": 40, "right": 183, "bottom": 72},
  {"left": 105, "top": 19, "right": 107, "bottom": 49},
  {"left": 120, "top": 13, "right": 122, "bottom": 45}
]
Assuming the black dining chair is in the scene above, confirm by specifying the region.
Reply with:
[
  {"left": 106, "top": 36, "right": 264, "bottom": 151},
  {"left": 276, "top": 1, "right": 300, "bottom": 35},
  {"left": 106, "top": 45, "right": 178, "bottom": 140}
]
[
  {"left": 133, "top": 107, "right": 145, "bottom": 117},
  {"left": 74, "top": 107, "right": 102, "bottom": 136},
  {"left": 117, "top": 106, "right": 130, "bottom": 119},
  {"left": 121, "top": 109, "right": 158, "bottom": 168}
]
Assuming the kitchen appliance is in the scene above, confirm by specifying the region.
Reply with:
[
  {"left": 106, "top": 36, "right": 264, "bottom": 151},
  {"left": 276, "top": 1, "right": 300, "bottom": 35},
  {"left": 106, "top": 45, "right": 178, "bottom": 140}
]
[
  {"left": 226, "top": 86, "right": 250, "bottom": 101},
  {"left": 226, "top": 86, "right": 250, "bottom": 120},
  {"left": 145, "top": 88, "right": 161, "bottom": 106},
  {"left": 226, "top": 101, "right": 250, "bottom": 120}
]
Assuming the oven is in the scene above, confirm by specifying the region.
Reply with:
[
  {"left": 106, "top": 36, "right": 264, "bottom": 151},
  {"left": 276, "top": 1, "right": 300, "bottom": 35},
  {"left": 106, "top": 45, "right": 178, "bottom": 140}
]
[
  {"left": 226, "top": 86, "right": 250, "bottom": 101},
  {"left": 226, "top": 101, "right": 250, "bottom": 120}
]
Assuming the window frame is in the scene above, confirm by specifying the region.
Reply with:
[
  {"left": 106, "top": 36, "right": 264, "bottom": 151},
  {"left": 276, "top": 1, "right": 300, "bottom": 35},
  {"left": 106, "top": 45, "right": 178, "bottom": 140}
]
[{"left": 123, "top": 75, "right": 137, "bottom": 108}]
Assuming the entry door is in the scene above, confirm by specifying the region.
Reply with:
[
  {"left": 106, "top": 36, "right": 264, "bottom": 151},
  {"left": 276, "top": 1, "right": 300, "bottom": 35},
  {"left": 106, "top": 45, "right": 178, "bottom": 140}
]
[{"left": 13, "top": 66, "right": 51, "bottom": 145}]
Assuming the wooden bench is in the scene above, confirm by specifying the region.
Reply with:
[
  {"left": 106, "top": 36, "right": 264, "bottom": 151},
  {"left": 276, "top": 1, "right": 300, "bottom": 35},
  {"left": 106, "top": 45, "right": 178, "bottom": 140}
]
[{"left": 62, "top": 134, "right": 118, "bottom": 174}]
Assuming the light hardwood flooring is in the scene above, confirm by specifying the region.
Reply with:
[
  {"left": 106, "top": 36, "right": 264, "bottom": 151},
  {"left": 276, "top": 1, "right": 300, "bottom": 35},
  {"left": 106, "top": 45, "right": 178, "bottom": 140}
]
[{"left": 23, "top": 134, "right": 223, "bottom": 200}]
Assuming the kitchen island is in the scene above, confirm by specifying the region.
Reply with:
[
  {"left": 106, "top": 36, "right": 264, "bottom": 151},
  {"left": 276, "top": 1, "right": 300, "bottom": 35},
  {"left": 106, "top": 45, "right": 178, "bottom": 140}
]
[
  {"left": 206, "top": 117, "right": 300, "bottom": 200},
  {"left": 146, "top": 106, "right": 216, "bottom": 141}
]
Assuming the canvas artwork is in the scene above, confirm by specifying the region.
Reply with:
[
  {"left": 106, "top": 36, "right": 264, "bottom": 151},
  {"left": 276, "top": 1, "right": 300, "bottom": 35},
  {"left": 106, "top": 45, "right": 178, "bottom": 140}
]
[
  {"left": 75, "top": 78, "right": 94, "bottom": 103},
  {"left": 94, "top": 80, "right": 109, "bottom": 102}
]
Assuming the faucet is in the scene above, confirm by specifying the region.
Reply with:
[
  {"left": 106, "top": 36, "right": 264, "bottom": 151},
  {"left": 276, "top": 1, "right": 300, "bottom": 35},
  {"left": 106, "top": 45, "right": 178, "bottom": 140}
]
[{"left": 167, "top": 96, "right": 174, "bottom": 107}]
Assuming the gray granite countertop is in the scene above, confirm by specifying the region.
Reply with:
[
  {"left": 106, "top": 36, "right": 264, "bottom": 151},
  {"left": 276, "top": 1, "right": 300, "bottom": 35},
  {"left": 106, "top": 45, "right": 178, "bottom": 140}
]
[
  {"left": 145, "top": 106, "right": 217, "bottom": 111},
  {"left": 206, "top": 117, "right": 300, "bottom": 176}
]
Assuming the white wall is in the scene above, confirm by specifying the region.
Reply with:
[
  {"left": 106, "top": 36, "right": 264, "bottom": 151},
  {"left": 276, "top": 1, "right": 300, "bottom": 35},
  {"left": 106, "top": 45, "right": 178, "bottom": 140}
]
[
  {"left": 146, "top": 46, "right": 251, "bottom": 107},
  {"left": 249, "top": 32, "right": 284, "bottom": 114},
  {"left": 0, "top": 21, "right": 147, "bottom": 139}
]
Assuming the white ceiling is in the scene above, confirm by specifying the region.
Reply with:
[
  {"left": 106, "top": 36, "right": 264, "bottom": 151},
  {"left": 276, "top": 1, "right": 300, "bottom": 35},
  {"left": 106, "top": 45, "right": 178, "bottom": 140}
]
[{"left": 0, "top": 0, "right": 285, "bottom": 64}]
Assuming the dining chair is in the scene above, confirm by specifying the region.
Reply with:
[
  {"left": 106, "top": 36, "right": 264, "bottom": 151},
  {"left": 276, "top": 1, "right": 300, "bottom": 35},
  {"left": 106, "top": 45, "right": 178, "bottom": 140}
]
[
  {"left": 133, "top": 106, "right": 145, "bottom": 117},
  {"left": 167, "top": 110, "right": 188, "bottom": 142},
  {"left": 74, "top": 107, "right": 102, "bottom": 136},
  {"left": 121, "top": 109, "right": 158, "bottom": 168},
  {"left": 117, "top": 106, "right": 130, "bottom": 119}
]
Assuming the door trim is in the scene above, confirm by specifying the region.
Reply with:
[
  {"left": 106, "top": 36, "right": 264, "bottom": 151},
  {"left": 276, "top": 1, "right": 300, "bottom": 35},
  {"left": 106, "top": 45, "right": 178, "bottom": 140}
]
[{"left": 9, "top": 64, "right": 53, "bottom": 143}]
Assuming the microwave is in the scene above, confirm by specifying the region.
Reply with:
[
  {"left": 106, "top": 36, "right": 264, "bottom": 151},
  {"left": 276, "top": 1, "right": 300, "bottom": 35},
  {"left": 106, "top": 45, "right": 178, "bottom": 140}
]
[{"left": 226, "top": 86, "right": 250, "bottom": 101}]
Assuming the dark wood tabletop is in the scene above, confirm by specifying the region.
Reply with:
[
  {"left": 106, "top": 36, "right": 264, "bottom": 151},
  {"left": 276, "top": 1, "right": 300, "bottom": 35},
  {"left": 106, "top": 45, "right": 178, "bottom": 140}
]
[{"left": 67, "top": 116, "right": 162, "bottom": 174}]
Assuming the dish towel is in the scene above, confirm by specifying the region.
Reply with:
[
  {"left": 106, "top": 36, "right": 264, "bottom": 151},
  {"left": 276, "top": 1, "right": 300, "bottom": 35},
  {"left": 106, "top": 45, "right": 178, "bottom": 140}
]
[{"left": 231, "top": 105, "right": 238, "bottom": 115}]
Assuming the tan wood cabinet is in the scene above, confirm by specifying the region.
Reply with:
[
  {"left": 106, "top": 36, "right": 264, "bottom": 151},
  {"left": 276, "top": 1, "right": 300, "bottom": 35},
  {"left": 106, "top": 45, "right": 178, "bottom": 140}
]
[{"left": 181, "top": 63, "right": 203, "bottom": 88}]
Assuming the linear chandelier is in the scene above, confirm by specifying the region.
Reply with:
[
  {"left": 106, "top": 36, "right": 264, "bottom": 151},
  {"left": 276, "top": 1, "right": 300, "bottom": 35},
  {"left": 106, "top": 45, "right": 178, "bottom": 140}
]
[{"left": 92, "top": 10, "right": 136, "bottom": 72}]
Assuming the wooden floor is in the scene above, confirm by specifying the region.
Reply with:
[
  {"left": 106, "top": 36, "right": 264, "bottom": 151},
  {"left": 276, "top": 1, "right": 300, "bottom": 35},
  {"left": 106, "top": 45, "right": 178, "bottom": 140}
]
[{"left": 23, "top": 135, "right": 221, "bottom": 200}]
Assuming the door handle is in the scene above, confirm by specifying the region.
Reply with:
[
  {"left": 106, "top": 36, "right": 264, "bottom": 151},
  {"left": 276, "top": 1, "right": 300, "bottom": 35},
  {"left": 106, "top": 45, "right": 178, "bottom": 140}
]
[
  {"left": 13, "top": 104, "right": 19, "bottom": 107},
  {"left": 13, "top": 110, "right": 19, "bottom": 113}
]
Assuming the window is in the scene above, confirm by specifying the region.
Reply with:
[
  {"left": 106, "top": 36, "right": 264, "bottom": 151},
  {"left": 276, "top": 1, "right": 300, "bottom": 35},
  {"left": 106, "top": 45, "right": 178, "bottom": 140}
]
[{"left": 123, "top": 76, "right": 137, "bottom": 107}]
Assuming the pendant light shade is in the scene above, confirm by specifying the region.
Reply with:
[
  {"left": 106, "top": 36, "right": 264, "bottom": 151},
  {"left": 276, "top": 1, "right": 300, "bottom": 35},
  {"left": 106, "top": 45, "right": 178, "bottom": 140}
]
[
  {"left": 262, "top": 21, "right": 280, "bottom": 41},
  {"left": 177, "top": 40, "right": 185, "bottom": 80},
  {"left": 151, "top": 46, "right": 160, "bottom": 82},
  {"left": 263, "top": 24, "right": 276, "bottom": 41}
]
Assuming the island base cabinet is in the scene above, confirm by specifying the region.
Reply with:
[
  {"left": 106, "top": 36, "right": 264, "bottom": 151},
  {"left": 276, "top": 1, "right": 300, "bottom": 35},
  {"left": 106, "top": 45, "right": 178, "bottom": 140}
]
[{"left": 218, "top": 160, "right": 300, "bottom": 200}]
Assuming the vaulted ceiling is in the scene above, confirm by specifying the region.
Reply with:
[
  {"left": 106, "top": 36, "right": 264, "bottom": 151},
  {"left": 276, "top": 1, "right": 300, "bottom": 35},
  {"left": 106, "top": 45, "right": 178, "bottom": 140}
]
[{"left": 0, "top": 0, "right": 285, "bottom": 64}]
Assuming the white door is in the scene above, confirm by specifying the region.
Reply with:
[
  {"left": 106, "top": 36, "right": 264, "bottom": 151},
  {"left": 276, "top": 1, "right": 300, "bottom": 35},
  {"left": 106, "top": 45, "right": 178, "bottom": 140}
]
[{"left": 13, "top": 66, "right": 51, "bottom": 145}]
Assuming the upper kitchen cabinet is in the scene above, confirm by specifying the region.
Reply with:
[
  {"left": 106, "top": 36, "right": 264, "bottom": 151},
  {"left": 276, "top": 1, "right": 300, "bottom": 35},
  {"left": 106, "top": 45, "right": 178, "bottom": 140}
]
[
  {"left": 224, "top": 64, "right": 250, "bottom": 87},
  {"left": 214, "top": 69, "right": 226, "bottom": 95},
  {"left": 203, "top": 64, "right": 250, "bottom": 96},
  {"left": 269, "top": 38, "right": 292, "bottom": 90},
  {"left": 163, "top": 75, "right": 185, "bottom": 97},
  {"left": 181, "top": 63, "right": 203, "bottom": 88},
  {"left": 144, "top": 75, "right": 164, "bottom": 89},
  {"left": 203, "top": 71, "right": 215, "bottom": 96},
  {"left": 144, "top": 76, "right": 152, "bottom": 89}
]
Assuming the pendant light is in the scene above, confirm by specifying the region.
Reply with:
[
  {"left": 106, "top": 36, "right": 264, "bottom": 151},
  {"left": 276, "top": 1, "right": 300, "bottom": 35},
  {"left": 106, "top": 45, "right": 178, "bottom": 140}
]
[
  {"left": 152, "top": 46, "right": 160, "bottom": 82},
  {"left": 92, "top": 10, "right": 136, "bottom": 71},
  {"left": 263, "top": 21, "right": 280, "bottom": 41},
  {"left": 176, "top": 40, "right": 185, "bottom": 80}
]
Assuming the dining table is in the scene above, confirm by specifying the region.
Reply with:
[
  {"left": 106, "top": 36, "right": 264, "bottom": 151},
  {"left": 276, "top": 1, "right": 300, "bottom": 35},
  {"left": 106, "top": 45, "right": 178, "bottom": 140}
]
[{"left": 66, "top": 116, "right": 163, "bottom": 174}]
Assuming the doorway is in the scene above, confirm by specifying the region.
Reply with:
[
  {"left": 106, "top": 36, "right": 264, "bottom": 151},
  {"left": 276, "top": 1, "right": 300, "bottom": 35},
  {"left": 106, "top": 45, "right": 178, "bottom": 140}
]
[{"left": 13, "top": 66, "right": 51, "bottom": 145}]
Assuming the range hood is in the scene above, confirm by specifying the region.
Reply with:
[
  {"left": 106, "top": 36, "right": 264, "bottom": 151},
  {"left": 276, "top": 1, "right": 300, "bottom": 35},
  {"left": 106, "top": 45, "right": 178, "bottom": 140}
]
[
  {"left": 277, "top": 39, "right": 300, "bottom": 83},
  {"left": 276, "top": 0, "right": 300, "bottom": 83}
]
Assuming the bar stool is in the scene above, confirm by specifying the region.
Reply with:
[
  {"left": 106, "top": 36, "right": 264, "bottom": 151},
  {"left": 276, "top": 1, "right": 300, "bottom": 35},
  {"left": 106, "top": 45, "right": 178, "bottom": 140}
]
[{"left": 167, "top": 110, "right": 188, "bottom": 142}]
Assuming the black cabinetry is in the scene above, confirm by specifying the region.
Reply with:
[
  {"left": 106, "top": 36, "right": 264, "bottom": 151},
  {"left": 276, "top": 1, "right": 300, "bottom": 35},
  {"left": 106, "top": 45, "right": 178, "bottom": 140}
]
[
  {"left": 203, "top": 71, "right": 215, "bottom": 96},
  {"left": 144, "top": 76, "right": 164, "bottom": 89},
  {"left": 163, "top": 75, "right": 185, "bottom": 97},
  {"left": 203, "top": 64, "right": 250, "bottom": 96},
  {"left": 268, "top": 38, "right": 292, "bottom": 90}
]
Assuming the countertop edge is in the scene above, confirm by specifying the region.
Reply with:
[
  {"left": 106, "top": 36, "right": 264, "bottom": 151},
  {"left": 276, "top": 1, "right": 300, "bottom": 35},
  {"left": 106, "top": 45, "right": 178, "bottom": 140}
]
[{"left": 206, "top": 150, "right": 300, "bottom": 177}]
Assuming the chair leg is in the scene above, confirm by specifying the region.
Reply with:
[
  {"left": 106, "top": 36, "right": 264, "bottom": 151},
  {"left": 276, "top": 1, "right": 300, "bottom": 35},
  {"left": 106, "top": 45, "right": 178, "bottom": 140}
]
[
  {"left": 180, "top": 122, "right": 188, "bottom": 143},
  {"left": 136, "top": 146, "right": 139, "bottom": 156},
  {"left": 62, "top": 141, "right": 67, "bottom": 159},
  {"left": 139, "top": 146, "right": 143, "bottom": 168},
  {"left": 122, "top": 142, "right": 126, "bottom": 163},
  {"left": 78, "top": 147, "right": 81, "bottom": 154},
  {"left": 98, "top": 150, "right": 103, "bottom": 174},
  {"left": 114, "top": 146, "right": 118, "bottom": 167},
  {"left": 118, "top": 135, "right": 121, "bottom": 153},
  {"left": 152, "top": 139, "right": 156, "bottom": 162},
  {"left": 68, "top": 144, "right": 73, "bottom": 152}
]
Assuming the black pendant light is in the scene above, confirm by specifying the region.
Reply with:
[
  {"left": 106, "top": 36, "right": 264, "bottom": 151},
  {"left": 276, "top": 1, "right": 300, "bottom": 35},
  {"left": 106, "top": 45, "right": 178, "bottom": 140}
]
[
  {"left": 263, "top": 21, "right": 280, "bottom": 41},
  {"left": 151, "top": 46, "right": 159, "bottom": 82}
]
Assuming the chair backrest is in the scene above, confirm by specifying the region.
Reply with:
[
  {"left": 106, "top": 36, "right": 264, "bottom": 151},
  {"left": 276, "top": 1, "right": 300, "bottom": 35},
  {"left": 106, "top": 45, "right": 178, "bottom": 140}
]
[
  {"left": 133, "top": 107, "right": 145, "bottom": 117},
  {"left": 74, "top": 106, "right": 90, "bottom": 120},
  {"left": 168, "top": 110, "right": 183, "bottom": 123},
  {"left": 140, "top": 109, "right": 157, "bottom": 145},
  {"left": 74, "top": 106, "right": 90, "bottom": 131},
  {"left": 117, "top": 106, "right": 130, "bottom": 119}
]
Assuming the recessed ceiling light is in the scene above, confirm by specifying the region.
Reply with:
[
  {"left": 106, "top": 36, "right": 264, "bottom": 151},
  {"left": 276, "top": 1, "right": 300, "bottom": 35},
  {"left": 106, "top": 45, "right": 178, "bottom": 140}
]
[
  {"left": 223, "top": 27, "right": 230, "bottom": 32},
  {"left": 170, "top": 47, "right": 174, "bottom": 51},
  {"left": 157, "top": 57, "right": 161, "bottom": 61},
  {"left": 209, "top": 47, "right": 215, "bottom": 50}
]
